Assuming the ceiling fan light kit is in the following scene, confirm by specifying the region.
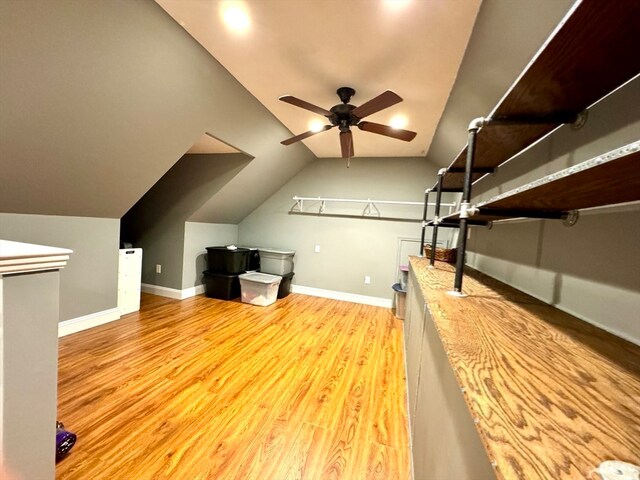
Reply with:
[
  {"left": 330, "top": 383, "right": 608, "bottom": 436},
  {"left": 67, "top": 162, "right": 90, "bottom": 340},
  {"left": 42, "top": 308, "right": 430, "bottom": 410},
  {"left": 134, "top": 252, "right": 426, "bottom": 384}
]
[{"left": 279, "top": 87, "right": 417, "bottom": 162}]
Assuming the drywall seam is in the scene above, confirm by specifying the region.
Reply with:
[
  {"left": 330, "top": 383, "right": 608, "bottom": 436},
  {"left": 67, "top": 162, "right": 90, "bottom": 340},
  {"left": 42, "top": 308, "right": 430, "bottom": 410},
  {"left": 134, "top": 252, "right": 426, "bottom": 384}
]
[
  {"left": 291, "top": 284, "right": 392, "bottom": 308},
  {"left": 58, "top": 308, "right": 120, "bottom": 337}
]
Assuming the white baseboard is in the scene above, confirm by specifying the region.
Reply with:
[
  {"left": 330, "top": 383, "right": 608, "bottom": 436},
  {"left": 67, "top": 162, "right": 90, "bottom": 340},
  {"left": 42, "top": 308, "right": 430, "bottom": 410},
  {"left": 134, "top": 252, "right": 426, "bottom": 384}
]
[
  {"left": 58, "top": 308, "right": 120, "bottom": 337},
  {"left": 184, "top": 284, "right": 206, "bottom": 298},
  {"left": 291, "top": 284, "right": 392, "bottom": 308},
  {"left": 141, "top": 283, "right": 205, "bottom": 300}
]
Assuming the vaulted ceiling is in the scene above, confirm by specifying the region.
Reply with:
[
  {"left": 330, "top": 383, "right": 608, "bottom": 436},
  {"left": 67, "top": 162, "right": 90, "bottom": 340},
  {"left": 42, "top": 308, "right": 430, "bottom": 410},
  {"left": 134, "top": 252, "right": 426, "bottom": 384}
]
[
  {"left": 156, "top": 0, "right": 481, "bottom": 158},
  {"left": 0, "top": 0, "right": 575, "bottom": 222}
]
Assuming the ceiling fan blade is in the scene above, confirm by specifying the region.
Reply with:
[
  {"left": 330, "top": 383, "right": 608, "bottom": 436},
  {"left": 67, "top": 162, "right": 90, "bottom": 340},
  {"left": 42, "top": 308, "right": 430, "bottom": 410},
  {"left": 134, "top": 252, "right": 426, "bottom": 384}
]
[
  {"left": 279, "top": 95, "right": 333, "bottom": 117},
  {"left": 281, "top": 125, "right": 333, "bottom": 145},
  {"left": 340, "top": 131, "right": 354, "bottom": 158},
  {"left": 351, "top": 90, "right": 403, "bottom": 119},
  {"left": 358, "top": 121, "right": 417, "bottom": 142}
]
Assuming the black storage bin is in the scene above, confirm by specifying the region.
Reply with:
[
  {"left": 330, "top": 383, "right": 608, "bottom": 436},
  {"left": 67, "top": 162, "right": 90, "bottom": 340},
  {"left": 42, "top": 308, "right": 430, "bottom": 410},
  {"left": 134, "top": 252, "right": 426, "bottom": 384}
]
[
  {"left": 245, "top": 247, "right": 260, "bottom": 271},
  {"left": 277, "top": 272, "right": 294, "bottom": 299},
  {"left": 203, "top": 271, "right": 240, "bottom": 300},
  {"left": 206, "top": 246, "right": 249, "bottom": 274}
]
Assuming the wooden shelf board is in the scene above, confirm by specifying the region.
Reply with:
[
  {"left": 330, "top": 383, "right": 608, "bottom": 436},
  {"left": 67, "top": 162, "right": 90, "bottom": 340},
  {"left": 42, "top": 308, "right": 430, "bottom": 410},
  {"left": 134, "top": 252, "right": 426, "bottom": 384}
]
[
  {"left": 409, "top": 256, "right": 640, "bottom": 479},
  {"left": 438, "top": 0, "right": 640, "bottom": 191},
  {"left": 439, "top": 143, "right": 640, "bottom": 224}
]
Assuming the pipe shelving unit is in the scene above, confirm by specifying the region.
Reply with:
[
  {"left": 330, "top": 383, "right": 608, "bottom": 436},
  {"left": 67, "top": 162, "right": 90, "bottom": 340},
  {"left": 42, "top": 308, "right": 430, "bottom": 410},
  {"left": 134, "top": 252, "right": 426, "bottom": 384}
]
[{"left": 419, "top": 0, "right": 640, "bottom": 295}]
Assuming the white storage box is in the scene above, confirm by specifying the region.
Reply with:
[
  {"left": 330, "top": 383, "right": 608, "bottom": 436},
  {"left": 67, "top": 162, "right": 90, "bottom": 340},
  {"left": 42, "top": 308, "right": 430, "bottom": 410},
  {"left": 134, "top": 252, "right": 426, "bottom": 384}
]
[
  {"left": 239, "top": 272, "right": 282, "bottom": 306},
  {"left": 117, "top": 248, "right": 142, "bottom": 315},
  {"left": 258, "top": 248, "right": 295, "bottom": 275}
]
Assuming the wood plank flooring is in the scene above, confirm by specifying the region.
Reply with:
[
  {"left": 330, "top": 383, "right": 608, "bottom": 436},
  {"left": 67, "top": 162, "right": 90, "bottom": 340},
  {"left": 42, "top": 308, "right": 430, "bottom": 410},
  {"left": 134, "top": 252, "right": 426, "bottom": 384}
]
[{"left": 56, "top": 293, "right": 410, "bottom": 480}]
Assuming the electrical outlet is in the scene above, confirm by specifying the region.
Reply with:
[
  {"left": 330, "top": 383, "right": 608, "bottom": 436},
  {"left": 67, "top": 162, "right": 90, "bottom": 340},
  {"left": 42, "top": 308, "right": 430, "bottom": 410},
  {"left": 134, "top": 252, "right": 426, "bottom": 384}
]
[
  {"left": 314, "top": 244, "right": 320, "bottom": 253},
  {"left": 364, "top": 275, "right": 371, "bottom": 284},
  {"left": 156, "top": 264, "right": 162, "bottom": 274}
]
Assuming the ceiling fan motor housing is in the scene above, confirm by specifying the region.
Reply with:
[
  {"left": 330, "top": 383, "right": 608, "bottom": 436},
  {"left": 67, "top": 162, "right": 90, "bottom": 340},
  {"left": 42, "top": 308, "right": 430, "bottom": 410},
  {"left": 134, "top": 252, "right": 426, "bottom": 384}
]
[{"left": 329, "top": 103, "right": 358, "bottom": 131}]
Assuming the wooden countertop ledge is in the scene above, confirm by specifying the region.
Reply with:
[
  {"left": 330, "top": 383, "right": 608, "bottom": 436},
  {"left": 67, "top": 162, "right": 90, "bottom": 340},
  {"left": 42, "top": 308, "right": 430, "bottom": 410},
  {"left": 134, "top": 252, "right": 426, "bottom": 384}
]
[{"left": 409, "top": 256, "right": 640, "bottom": 479}]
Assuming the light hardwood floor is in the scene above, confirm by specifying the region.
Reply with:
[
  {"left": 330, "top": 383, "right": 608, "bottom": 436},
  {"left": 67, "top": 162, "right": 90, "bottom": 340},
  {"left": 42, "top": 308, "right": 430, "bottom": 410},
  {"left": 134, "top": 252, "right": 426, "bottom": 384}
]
[{"left": 56, "top": 293, "right": 410, "bottom": 479}]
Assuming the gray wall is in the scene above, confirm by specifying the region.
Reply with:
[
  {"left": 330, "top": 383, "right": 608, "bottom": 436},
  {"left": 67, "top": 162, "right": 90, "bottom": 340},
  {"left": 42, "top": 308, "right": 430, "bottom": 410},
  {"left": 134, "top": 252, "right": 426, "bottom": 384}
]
[
  {"left": 238, "top": 157, "right": 456, "bottom": 299},
  {"left": 182, "top": 222, "right": 238, "bottom": 289},
  {"left": 426, "top": 0, "right": 574, "bottom": 166},
  {"left": 0, "top": 0, "right": 316, "bottom": 221},
  {"left": 0, "top": 214, "right": 119, "bottom": 322},
  {"left": 425, "top": 0, "right": 640, "bottom": 344},
  {"left": 465, "top": 79, "right": 640, "bottom": 344},
  {"left": 122, "top": 153, "right": 250, "bottom": 290},
  {"left": 1, "top": 0, "right": 317, "bottom": 322}
]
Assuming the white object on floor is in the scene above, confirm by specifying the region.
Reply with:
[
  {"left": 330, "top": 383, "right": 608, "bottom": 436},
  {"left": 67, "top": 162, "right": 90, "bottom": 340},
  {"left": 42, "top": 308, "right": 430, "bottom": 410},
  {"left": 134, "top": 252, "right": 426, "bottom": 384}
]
[
  {"left": 595, "top": 461, "right": 640, "bottom": 480},
  {"left": 239, "top": 272, "right": 281, "bottom": 306},
  {"left": 118, "top": 248, "right": 142, "bottom": 315}
]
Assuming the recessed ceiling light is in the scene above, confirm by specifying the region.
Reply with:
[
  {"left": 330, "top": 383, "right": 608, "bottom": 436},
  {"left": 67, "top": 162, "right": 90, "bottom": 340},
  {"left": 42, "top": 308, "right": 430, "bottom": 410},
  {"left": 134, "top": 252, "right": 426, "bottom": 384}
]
[
  {"left": 220, "top": 1, "right": 250, "bottom": 33},
  {"left": 309, "top": 119, "right": 325, "bottom": 133},
  {"left": 390, "top": 114, "right": 408, "bottom": 129},
  {"left": 383, "top": 0, "right": 412, "bottom": 11}
]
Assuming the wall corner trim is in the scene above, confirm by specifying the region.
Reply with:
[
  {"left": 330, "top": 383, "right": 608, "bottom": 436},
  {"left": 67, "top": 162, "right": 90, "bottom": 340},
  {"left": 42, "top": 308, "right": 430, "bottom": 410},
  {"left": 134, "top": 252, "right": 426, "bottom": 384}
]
[
  {"left": 141, "top": 283, "right": 205, "bottom": 300},
  {"left": 58, "top": 308, "right": 120, "bottom": 337},
  {"left": 291, "top": 284, "right": 393, "bottom": 308}
]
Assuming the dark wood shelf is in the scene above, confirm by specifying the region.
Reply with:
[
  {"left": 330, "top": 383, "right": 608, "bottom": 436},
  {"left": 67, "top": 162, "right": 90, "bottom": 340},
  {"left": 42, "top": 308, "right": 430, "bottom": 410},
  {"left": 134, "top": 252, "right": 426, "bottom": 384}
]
[
  {"left": 433, "top": 0, "right": 640, "bottom": 192},
  {"left": 433, "top": 143, "right": 640, "bottom": 225}
]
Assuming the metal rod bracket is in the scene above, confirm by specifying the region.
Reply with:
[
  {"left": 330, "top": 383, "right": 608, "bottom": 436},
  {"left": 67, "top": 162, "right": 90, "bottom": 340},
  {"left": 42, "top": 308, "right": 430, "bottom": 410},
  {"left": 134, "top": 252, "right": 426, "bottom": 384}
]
[
  {"left": 468, "top": 117, "right": 487, "bottom": 131},
  {"left": 459, "top": 203, "right": 479, "bottom": 219},
  {"left": 571, "top": 110, "right": 589, "bottom": 130},
  {"left": 562, "top": 210, "right": 579, "bottom": 226}
]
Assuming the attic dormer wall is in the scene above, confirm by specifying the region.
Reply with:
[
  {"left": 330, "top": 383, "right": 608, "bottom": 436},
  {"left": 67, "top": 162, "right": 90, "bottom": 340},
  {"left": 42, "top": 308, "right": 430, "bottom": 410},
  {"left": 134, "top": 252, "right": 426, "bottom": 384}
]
[
  {"left": 121, "top": 153, "right": 251, "bottom": 290},
  {"left": 0, "top": 0, "right": 315, "bottom": 322}
]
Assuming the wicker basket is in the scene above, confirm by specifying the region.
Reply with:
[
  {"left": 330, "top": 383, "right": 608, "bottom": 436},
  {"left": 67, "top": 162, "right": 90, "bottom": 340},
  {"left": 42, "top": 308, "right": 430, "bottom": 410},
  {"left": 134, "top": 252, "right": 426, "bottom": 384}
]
[{"left": 423, "top": 245, "right": 457, "bottom": 263}]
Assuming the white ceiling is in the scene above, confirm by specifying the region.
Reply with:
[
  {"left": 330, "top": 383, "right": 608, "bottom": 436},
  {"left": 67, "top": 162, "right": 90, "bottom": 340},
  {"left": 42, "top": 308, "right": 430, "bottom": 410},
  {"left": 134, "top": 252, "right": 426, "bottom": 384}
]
[{"left": 156, "top": 0, "right": 481, "bottom": 158}]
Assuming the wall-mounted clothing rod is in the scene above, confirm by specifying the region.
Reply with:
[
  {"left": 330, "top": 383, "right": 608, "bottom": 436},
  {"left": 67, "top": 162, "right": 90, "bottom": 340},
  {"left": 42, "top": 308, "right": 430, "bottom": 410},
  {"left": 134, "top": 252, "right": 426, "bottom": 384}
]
[
  {"left": 292, "top": 195, "right": 456, "bottom": 206},
  {"left": 291, "top": 195, "right": 456, "bottom": 216}
]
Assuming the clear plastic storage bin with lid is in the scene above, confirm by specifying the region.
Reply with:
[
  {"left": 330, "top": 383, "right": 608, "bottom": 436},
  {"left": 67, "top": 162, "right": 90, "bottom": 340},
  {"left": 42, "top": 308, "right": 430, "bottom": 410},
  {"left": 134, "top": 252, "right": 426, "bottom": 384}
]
[{"left": 239, "top": 272, "right": 282, "bottom": 306}]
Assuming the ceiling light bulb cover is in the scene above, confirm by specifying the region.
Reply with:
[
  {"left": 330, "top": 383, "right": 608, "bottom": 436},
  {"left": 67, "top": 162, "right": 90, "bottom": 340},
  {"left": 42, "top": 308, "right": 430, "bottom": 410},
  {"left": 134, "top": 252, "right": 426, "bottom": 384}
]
[
  {"left": 383, "top": 0, "right": 412, "bottom": 11},
  {"left": 390, "top": 114, "right": 408, "bottom": 129},
  {"left": 309, "top": 119, "right": 325, "bottom": 132}
]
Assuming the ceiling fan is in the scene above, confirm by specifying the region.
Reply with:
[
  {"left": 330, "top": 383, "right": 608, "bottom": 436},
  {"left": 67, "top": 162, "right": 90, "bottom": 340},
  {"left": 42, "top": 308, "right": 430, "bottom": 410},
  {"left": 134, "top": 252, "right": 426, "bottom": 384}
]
[{"left": 279, "top": 87, "right": 417, "bottom": 159}]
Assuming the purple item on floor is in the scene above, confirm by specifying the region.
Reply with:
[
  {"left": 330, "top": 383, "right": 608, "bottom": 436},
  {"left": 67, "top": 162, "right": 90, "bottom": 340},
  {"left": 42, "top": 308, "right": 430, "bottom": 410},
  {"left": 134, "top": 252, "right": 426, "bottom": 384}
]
[{"left": 56, "top": 421, "right": 77, "bottom": 460}]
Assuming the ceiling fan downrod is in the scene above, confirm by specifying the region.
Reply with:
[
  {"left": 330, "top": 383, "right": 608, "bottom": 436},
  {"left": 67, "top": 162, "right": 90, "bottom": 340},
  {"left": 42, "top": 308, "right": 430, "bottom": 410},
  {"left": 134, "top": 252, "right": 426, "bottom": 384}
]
[{"left": 336, "top": 86, "right": 356, "bottom": 104}]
